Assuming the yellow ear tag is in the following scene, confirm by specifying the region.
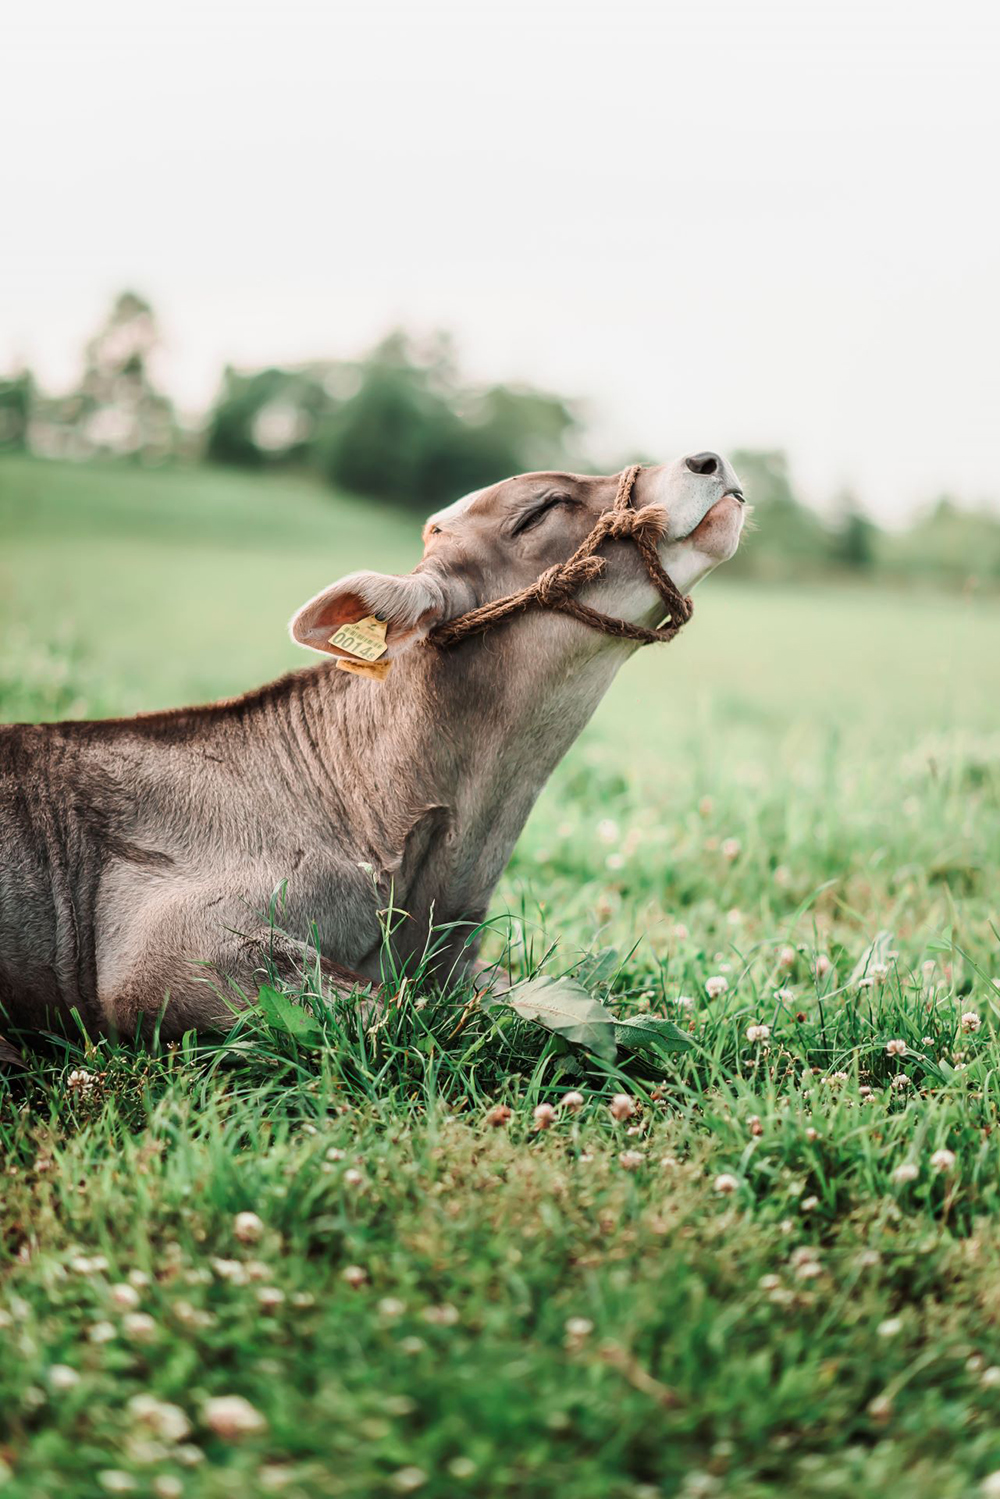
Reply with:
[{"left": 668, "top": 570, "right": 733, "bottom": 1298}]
[
  {"left": 336, "top": 657, "right": 393, "bottom": 682},
  {"left": 328, "top": 615, "right": 388, "bottom": 662}
]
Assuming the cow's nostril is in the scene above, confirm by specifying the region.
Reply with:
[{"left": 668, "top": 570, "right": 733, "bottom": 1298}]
[{"left": 685, "top": 451, "right": 721, "bottom": 476}]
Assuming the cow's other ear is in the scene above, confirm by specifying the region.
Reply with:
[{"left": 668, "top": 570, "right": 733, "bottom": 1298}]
[{"left": 290, "top": 569, "right": 457, "bottom": 659}]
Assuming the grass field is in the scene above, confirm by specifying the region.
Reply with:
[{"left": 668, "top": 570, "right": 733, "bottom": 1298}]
[{"left": 2, "top": 455, "right": 1000, "bottom": 1498}]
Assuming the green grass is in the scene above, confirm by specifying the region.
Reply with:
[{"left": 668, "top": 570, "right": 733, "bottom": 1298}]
[{"left": 2, "top": 456, "right": 1000, "bottom": 1498}]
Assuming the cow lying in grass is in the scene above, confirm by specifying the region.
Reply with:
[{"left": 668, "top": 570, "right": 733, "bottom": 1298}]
[{"left": 0, "top": 453, "right": 745, "bottom": 1054}]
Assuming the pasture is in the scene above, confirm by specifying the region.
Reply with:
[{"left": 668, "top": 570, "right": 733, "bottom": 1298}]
[{"left": 2, "top": 455, "right": 1000, "bottom": 1498}]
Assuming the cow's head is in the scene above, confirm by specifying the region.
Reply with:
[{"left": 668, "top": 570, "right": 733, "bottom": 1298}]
[{"left": 291, "top": 452, "right": 746, "bottom": 666}]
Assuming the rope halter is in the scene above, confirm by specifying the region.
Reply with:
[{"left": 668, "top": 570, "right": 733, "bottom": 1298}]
[{"left": 427, "top": 465, "right": 694, "bottom": 650}]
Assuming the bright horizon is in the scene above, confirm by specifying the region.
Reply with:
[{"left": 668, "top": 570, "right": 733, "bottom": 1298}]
[{"left": 4, "top": 0, "right": 999, "bottom": 523}]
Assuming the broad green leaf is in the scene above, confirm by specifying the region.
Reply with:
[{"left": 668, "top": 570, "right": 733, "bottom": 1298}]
[
  {"left": 613, "top": 1014, "right": 694, "bottom": 1053},
  {"left": 849, "top": 931, "right": 895, "bottom": 988},
  {"left": 256, "top": 985, "right": 324, "bottom": 1046},
  {"left": 574, "top": 947, "right": 622, "bottom": 988},
  {"left": 498, "top": 975, "right": 617, "bottom": 1062}
]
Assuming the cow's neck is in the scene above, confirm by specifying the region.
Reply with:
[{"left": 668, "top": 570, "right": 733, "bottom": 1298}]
[{"left": 307, "top": 631, "right": 631, "bottom": 974}]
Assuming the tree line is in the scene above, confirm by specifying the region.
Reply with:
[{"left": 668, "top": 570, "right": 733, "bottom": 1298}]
[{"left": 1, "top": 292, "right": 998, "bottom": 589}]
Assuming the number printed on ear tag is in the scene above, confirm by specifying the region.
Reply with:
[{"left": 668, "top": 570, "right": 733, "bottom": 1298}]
[{"left": 328, "top": 615, "right": 389, "bottom": 661}]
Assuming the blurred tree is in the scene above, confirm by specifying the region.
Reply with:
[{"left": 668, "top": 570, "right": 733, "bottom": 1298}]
[
  {"left": 831, "top": 489, "right": 878, "bottom": 569},
  {"left": 29, "top": 292, "right": 176, "bottom": 461},
  {"left": 0, "top": 369, "right": 33, "bottom": 449},
  {"left": 724, "top": 449, "right": 834, "bottom": 579},
  {"left": 207, "top": 367, "right": 322, "bottom": 467},
  {"left": 881, "top": 495, "right": 1000, "bottom": 585},
  {"left": 317, "top": 330, "right": 580, "bottom": 508}
]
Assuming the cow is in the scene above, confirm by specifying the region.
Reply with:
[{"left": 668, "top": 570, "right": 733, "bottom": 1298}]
[{"left": 0, "top": 452, "right": 745, "bottom": 1057}]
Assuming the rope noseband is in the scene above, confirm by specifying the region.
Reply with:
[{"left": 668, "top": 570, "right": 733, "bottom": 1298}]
[{"left": 428, "top": 465, "right": 693, "bottom": 650}]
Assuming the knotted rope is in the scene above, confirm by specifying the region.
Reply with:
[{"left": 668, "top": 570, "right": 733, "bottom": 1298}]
[{"left": 428, "top": 465, "right": 693, "bottom": 649}]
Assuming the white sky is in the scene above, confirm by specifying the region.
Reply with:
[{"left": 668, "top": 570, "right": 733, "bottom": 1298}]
[{"left": 3, "top": 0, "right": 999, "bottom": 521}]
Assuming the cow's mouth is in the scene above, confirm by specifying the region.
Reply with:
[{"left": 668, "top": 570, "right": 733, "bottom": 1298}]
[{"left": 685, "top": 490, "right": 745, "bottom": 545}]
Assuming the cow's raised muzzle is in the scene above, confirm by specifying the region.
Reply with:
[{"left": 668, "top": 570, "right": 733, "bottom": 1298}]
[{"left": 427, "top": 466, "right": 693, "bottom": 651}]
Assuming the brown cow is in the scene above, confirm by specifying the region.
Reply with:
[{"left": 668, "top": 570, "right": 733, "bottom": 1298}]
[{"left": 0, "top": 453, "right": 745, "bottom": 1052}]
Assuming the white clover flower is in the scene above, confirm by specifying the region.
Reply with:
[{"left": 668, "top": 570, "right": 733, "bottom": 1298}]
[
  {"left": 233, "top": 1211, "right": 264, "bottom": 1244},
  {"left": 885, "top": 1039, "right": 907, "bottom": 1056},
  {"left": 98, "top": 1473, "right": 135, "bottom": 1494},
  {"left": 532, "top": 1102, "right": 558, "bottom": 1130},
  {"left": 877, "top": 1317, "right": 903, "bottom": 1338},
  {"left": 892, "top": 1163, "right": 919, "bottom": 1184},
  {"left": 127, "top": 1269, "right": 151, "bottom": 1290},
  {"left": 421, "top": 1303, "right": 459, "bottom": 1326},
  {"left": 67, "top": 1068, "right": 100, "bottom": 1095},
  {"left": 564, "top": 1316, "right": 593, "bottom": 1340},
  {"left": 110, "top": 1283, "right": 140, "bottom": 1311},
  {"left": 392, "top": 1468, "right": 428, "bottom": 1493},
  {"left": 673, "top": 923, "right": 690, "bottom": 942},
  {"left": 805, "top": 1127, "right": 819, "bottom": 1142},
  {"left": 202, "top": 1394, "right": 268, "bottom": 1439},
  {"left": 378, "top": 1297, "right": 406, "bottom": 1319},
  {"left": 561, "top": 1090, "right": 585, "bottom": 1113},
  {"left": 921, "top": 959, "right": 936, "bottom": 979},
  {"left": 721, "top": 837, "right": 742, "bottom": 862},
  {"left": 962, "top": 1012, "right": 982, "bottom": 1033},
  {"left": 773, "top": 987, "right": 795, "bottom": 1004},
  {"left": 794, "top": 1259, "right": 822, "bottom": 1280},
  {"left": 800, "top": 1195, "right": 819, "bottom": 1211},
  {"left": 341, "top": 1265, "right": 368, "bottom": 1289},
  {"left": 982, "top": 1367, "right": 1000, "bottom": 1388},
  {"left": 891, "top": 1073, "right": 911, "bottom": 1090},
  {"left": 153, "top": 1479, "right": 183, "bottom": 1499},
  {"left": 343, "top": 1168, "right": 365, "bottom": 1188},
  {"left": 597, "top": 819, "right": 620, "bottom": 844},
  {"left": 777, "top": 946, "right": 796, "bottom": 969},
  {"left": 814, "top": 954, "right": 832, "bottom": 978},
  {"left": 128, "top": 1394, "right": 191, "bottom": 1443},
  {"left": 675, "top": 995, "right": 695, "bottom": 1011},
  {"left": 746, "top": 1023, "right": 771, "bottom": 1043},
  {"left": 605, "top": 852, "right": 625, "bottom": 871},
  {"left": 89, "top": 1321, "right": 116, "bottom": 1344},
  {"left": 484, "top": 1104, "right": 512, "bottom": 1128},
  {"left": 618, "top": 1150, "right": 645, "bottom": 1171},
  {"left": 713, "top": 1173, "right": 739, "bottom": 1195},
  {"left": 256, "top": 1286, "right": 285, "bottom": 1310},
  {"left": 210, "top": 1258, "right": 248, "bottom": 1285},
  {"left": 870, "top": 962, "right": 890, "bottom": 982},
  {"left": 609, "top": 1094, "right": 636, "bottom": 1122},
  {"left": 122, "top": 1312, "right": 157, "bottom": 1343},
  {"left": 705, "top": 976, "right": 728, "bottom": 999},
  {"left": 48, "top": 1364, "right": 80, "bottom": 1391},
  {"left": 930, "top": 1148, "right": 956, "bottom": 1173}
]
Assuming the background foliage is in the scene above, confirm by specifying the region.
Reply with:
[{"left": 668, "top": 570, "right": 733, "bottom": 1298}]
[{"left": 3, "top": 292, "right": 999, "bottom": 590}]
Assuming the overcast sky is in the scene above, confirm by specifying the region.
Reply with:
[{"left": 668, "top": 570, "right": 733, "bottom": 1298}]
[{"left": 4, "top": 0, "right": 999, "bottom": 521}]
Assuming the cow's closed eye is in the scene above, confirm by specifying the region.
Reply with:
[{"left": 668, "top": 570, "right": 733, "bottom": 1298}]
[{"left": 509, "top": 493, "right": 579, "bottom": 538}]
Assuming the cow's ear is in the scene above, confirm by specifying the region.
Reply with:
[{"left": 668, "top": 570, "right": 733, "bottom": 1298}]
[{"left": 289, "top": 569, "right": 454, "bottom": 659}]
